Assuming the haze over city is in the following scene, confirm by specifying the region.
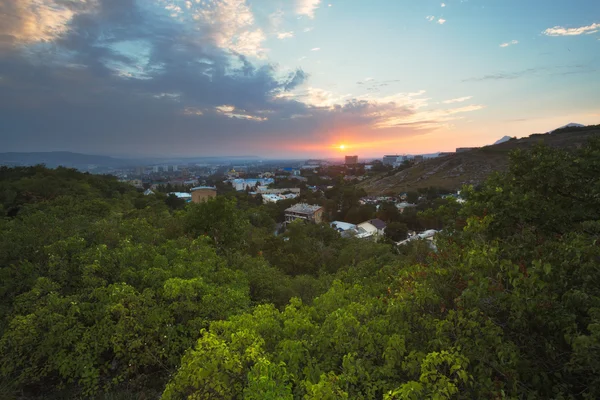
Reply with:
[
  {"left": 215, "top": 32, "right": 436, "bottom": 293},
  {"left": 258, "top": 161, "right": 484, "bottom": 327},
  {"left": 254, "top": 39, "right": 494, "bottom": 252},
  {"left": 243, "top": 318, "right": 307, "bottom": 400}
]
[{"left": 1, "top": 0, "right": 599, "bottom": 158}]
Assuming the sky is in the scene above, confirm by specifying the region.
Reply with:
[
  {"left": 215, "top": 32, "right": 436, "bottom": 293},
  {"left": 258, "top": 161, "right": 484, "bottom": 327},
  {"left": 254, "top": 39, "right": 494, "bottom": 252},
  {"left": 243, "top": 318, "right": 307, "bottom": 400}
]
[{"left": 0, "top": 0, "right": 599, "bottom": 158}]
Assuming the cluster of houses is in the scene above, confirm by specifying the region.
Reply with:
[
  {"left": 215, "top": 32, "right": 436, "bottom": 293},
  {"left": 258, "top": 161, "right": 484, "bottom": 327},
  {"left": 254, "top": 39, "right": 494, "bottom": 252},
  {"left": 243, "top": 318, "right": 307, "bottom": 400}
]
[
  {"left": 359, "top": 196, "right": 418, "bottom": 213},
  {"left": 144, "top": 186, "right": 218, "bottom": 204},
  {"left": 330, "top": 219, "right": 387, "bottom": 239},
  {"left": 283, "top": 203, "right": 439, "bottom": 246}
]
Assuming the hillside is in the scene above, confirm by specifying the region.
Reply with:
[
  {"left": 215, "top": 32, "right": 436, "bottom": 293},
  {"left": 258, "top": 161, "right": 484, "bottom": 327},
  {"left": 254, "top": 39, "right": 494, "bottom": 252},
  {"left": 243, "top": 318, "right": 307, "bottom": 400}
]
[
  {"left": 360, "top": 125, "right": 600, "bottom": 194},
  {"left": 0, "top": 151, "right": 132, "bottom": 169}
]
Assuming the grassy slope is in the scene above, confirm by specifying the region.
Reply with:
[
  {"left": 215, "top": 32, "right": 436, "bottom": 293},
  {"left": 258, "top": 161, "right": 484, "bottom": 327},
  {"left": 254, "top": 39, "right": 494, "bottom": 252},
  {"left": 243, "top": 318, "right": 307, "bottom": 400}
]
[{"left": 360, "top": 127, "right": 600, "bottom": 195}]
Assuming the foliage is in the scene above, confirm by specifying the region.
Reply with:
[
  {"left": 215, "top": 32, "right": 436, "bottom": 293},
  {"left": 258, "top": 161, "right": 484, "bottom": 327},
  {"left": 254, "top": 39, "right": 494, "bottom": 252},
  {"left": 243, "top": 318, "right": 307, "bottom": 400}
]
[
  {"left": 385, "top": 222, "right": 408, "bottom": 242},
  {"left": 2, "top": 140, "right": 600, "bottom": 399}
]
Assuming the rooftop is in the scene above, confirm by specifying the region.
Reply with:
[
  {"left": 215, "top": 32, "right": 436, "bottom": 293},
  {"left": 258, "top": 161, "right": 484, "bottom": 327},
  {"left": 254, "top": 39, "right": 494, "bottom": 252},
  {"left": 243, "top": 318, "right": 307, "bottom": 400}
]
[
  {"left": 330, "top": 221, "right": 357, "bottom": 232},
  {"left": 190, "top": 186, "right": 217, "bottom": 191},
  {"left": 285, "top": 203, "right": 322, "bottom": 214},
  {"left": 368, "top": 218, "right": 387, "bottom": 230}
]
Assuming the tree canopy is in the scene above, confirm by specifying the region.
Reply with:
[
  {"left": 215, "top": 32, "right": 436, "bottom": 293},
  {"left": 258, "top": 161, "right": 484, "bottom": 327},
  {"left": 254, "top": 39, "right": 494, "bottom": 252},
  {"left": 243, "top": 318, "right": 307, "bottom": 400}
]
[{"left": 1, "top": 140, "right": 599, "bottom": 399}]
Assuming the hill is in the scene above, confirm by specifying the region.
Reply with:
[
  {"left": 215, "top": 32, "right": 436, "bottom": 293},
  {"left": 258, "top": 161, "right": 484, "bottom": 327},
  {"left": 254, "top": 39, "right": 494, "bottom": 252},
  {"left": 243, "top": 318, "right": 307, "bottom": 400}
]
[
  {"left": 360, "top": 125, "right": 600, "bottom": 195},
  {"left": 0, "top": 151, "right": 133, "bottom": 169},
  {"left": 493, "top": 135, "right": 513, "bottom": 145}
]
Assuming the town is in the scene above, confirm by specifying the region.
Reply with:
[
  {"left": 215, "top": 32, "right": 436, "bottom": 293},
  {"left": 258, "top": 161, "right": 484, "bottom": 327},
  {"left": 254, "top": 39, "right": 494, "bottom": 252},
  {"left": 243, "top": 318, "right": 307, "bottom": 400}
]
[{"left": 113, "top": 152, "right": 467, "bottom": 247}]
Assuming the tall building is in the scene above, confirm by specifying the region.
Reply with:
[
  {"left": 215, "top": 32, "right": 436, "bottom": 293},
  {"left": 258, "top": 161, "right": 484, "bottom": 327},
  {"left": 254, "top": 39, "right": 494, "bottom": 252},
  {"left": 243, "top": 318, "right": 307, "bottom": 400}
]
[
  {"left": 345, "top": 155, "right": 358, "bottom": 165},
  {"left": 152, "top": 166, "right": 159, "bottom": 173},
  {"left": 172, "top": 165, "right": 178, "bottom": 172},
  {"left": 383, "top": 155, "right": 401, "bottom": 165}
]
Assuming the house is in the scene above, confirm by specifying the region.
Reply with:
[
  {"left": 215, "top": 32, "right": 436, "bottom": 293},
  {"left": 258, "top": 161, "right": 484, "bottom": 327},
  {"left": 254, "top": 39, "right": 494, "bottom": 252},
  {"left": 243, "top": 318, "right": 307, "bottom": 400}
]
[
  {"left": 143, "top": 189, "right": 155, "bottom": 196},
  {"left": 284, "top": 203, "right": 324, "bottom": 224},
  {"left": 262, "top": 193, "right": 298, "bottom": 203},
  {"left": 256, "top": 187, "right": 301, "bottom": 195},
  {"left": 330, "top": 221, "right": 358, "bottom": 237},
  {"left": 168, "top": 192, "right": 192, "bottom": 202},
  {"left": 357, "top": 218, "right": 387, "bottom": 238},
  {"left": 398, "top": 229, "right": 439, "bottom": 246},
  {"left": 230, "top": 178, "right": 274, "bottom": 191},
  {"left": 191, "top": 186, "right": 217, "bottom": 203}
]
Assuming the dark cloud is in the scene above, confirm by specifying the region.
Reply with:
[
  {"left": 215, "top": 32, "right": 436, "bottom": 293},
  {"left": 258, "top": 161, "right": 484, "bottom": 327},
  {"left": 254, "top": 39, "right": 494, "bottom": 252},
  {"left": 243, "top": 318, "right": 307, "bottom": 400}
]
[{"left": 0, "top": 0, "right": 439, "bottom": 157}]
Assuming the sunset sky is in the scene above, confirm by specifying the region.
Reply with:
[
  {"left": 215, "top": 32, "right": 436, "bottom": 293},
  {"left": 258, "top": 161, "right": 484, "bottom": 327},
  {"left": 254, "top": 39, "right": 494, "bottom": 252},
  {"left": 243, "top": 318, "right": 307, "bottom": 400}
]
[{"left": 1, "top": 0, "right": 599, "bottom": 158}]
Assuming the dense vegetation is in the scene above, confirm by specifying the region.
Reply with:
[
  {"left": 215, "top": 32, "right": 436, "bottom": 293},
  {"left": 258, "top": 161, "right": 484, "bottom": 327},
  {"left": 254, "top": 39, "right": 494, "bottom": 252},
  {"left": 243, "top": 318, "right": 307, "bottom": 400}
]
[{"left": 1, "top": 140, "right": 599, "bottom": 399}]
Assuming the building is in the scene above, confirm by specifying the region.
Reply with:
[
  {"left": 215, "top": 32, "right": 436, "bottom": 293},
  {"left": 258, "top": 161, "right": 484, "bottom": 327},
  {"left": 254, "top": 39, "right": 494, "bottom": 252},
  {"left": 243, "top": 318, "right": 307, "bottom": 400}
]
[
  {"left": 143, "top": 189, "right": 155, "bottom": 196},
  {"left": 262, "top": 193, "right": 298, "bottom": 203},
  {"left": 284, "top": 203, "right": 324, "bottom": 224},
  {"left": 383, "top": 155, "right": 401, "bottom": 165},
  {"left": 456, "top": 147, "right": 479, "bottom": 153},
  {"left": 357, "top": 219, "right": 387, "bottom": 238},
  {"left": 345, "top": 155, "right": 358, "bottom": 165},
  {"left": 230, "top": 178, "right": 274, "bottom": 191},
  {"left": 168, "top": 192, "right": 192, "bottom": 202},
  {"left": 413, "top": 155, "right": 424, "bottom": 163},
  {"left": 256, "top": 187, "right": 301, "bottom": 195},
  {"left": 152, "top": 166, "right": 160, "bottom": 173},
  {"left": 330, "top": 221, "right": 359, "bottom": 238},
  {"left": 190, "top": 186, "right": 217, "bottom": 203}
]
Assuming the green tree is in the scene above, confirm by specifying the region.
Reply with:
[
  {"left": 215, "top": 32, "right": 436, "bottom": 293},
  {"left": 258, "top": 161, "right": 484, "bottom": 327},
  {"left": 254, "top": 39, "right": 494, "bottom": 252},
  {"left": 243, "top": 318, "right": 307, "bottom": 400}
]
[{"left": 385, "top": 222, "right": 408, "bottom": 242}]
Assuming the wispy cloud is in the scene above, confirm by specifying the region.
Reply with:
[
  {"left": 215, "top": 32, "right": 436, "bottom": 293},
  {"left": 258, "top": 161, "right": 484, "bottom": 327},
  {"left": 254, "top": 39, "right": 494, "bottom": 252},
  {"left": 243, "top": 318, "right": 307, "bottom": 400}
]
[
  {"left": 277, "top": 31, "right": 294, "bottom": 39},
  {"left": 296, "top": 0, "right": 321, "bottom": 18},
  {"left": 426, "top": 16, "right": 435, "bottom": 22},
  {"left": 462, "top": 65, "right": 593, "bottom": 82},
  {"left": 311, "top": 47, "right": 321, "bottom": 51},
  {"left": 500, "top": 40, "right": 519, "bottom": 48},
  {"left": 442, "top": 96, "right": 473, "bottom": 104},
  {"left": 441, "top": 3, "right": 446, "bottom": 7},
  {"left": 543, "top": 23, "right": 600, "bottom": 36},
  {"left": 438, "top": 18, "right": 446, "bottom": 25}
]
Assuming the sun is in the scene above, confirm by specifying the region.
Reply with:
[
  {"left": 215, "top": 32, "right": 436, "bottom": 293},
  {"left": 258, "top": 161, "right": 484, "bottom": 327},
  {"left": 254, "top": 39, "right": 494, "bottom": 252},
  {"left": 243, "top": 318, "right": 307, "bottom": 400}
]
[{"left": 339, "top": 144, "right": 346, "bottom": 150}]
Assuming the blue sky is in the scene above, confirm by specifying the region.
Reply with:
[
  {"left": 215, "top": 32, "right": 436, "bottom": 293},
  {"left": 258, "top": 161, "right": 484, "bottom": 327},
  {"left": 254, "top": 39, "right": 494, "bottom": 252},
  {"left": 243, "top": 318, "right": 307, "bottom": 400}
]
[{"left": 0, "top": 0, "right": 598, "bottom": 157}]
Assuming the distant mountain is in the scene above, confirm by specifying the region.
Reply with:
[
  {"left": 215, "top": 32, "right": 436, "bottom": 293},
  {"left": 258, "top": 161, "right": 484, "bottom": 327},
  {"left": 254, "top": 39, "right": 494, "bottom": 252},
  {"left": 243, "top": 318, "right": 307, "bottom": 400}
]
[
  {"left": 549, "top": 123, "right": 585, "bottom": 133},
  {"left": 493, "top": 136, "right": 513, "bottom": 145},
  {"left": 0, "top": 151, "right": 134, "bottom": 169},
  {"left": 359, "top": 126, "right": 600, "bottom": 195}
]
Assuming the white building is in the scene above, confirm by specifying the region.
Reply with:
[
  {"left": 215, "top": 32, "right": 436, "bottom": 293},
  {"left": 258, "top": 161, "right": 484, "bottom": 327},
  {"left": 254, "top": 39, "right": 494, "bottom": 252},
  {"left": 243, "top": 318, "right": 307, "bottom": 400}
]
[{"left": 262, "top": 193, "right": 298, "bottom": 203}]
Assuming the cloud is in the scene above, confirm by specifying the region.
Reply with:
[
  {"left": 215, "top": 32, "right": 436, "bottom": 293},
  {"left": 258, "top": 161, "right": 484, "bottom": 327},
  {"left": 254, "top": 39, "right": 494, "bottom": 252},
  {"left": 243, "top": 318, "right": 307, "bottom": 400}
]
[
  {"left": 311, "top": 47, "right": 320, "bottom": 51},
  {"left": 296, "top": 0, "right": 321, "bottom": 18},
  {"left": 277, "top": 31, "right": 294, "bottom": 39},
  {"left": 0, "top": 0, "right": 486, "bottom": 157},
  {"left": 500, "top": 40, "right": 519, "bottom": 48},
  {"left": 191, "top": 0, "right": 267, "bottom": 57},
  {"left": 426, "top": 16, "right": 435, "bottom": 22},
  {"left": 462, "top": 65, "right": 593, "bottom": 82},
  {"left": 0, "top": 0, "right": 98, "bottom": 48},
  {"left": 442, "top": 96, "right": 473, "bottom": 104},
  {"left": 441, "top": 3, "right": 446, "bottom": 7},
  {"left": 437, "top": 18, "right": 446, "bottom": 25},
  {"left": 303, "top": 27, "right": 314, "bottom": 32},
  {"left": 543, "top": 23, "right": 600, "bottom": 36}
]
